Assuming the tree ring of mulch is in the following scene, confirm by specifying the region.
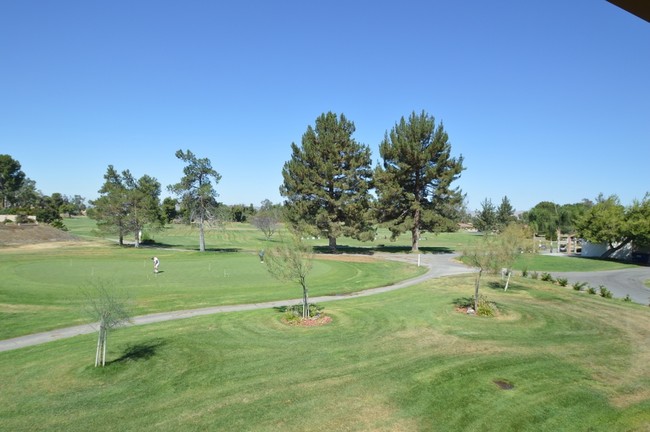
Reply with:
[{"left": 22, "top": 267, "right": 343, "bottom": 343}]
[
  {"left": 493, "top": 379, "right": 514, "bottom": 390},
  {"left": 281, "top": 315, "right": 332, "bottom": 327}
]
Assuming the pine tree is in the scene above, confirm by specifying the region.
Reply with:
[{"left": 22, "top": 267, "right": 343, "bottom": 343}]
[
  {"left": 374, "top": 111, "right": 464, "bottom": 252},
  {"left": 280, "top": 112, "right": 374, "bottom": 251}
]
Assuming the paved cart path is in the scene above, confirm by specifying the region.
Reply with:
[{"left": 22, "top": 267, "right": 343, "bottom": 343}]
[
  {"left": 0, "top": 253, "right": 473, "bottom": 352},
  {"left": 551, "top": 267, "right": 650, "bottom": 304},
  {"left": 3, "top": 253, "right": 649, "bottom": 353}
]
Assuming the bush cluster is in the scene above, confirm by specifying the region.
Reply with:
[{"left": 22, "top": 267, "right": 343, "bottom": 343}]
[
  {"left": 476, "top": 295, "right": 497, "bottom": 317},
  {"left": 522, "top": 270, "right": 625, "bottom": 302}
]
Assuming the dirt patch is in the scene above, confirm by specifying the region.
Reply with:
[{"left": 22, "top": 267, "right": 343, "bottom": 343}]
[
  {"left": 494, "top": 379, "right": 514, "bottom": 390},
  {"left": 282, "top": 315, "right": 333, "bottom": 327},
  {"left": 0, "top": 224, "right": 84, "bottom": 248}
]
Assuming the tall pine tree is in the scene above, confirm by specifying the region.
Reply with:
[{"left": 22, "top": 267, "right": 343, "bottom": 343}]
[
  {"left": 280, "top": 112, "right": 374, "bottom": 251},
  {"left": 375, "top": 111, "right": 465, "bottom": 252}
]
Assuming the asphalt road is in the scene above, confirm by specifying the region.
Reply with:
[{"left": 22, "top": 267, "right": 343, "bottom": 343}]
[{"left": 551, "top": 267, "right": 650, "bottom": 305}]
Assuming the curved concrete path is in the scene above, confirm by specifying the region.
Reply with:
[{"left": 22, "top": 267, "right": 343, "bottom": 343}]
[{"left": 0, "top": 253, "right": 473, "bottom": 352}]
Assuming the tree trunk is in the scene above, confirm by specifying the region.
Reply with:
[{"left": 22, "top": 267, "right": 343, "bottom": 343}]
[
  {"left": 95, "top": 324, "right": 107, "bottom": 367},
  {"left": 474, "top": 269, "right": 482, "bottom": 311},
  {"left": 199, "top": 214, "right": 206, "bottom": 252},
  {"left": 601, "top": 238, "right": 632, "bottom": 259},
  {"left": 411, "top": 208, "right": 421, "bottom": 252},
  {"left": 301, "top": 283, "right": 309, "bottom": 319},
  {"left": 328, "top": 236, "right": 337, "bottom": 253}
]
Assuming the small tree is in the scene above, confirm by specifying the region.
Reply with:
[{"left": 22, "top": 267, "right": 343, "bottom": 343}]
[
  {"left": 463, "top": 223, "right": 528, "bottom": 310},
  {"left": 264, "top": 233, "right": 313, "bottom": 319},
  {"left": 473, "top": 198, "right": 498, "bottom": 233},
  {"left": 251, "top": 199, "right": 282, "bottom": 241},
  {"left": 82, "top": 279, "right": 131, "bottom": 367}
]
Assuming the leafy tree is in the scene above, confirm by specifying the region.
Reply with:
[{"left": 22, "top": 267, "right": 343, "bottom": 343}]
[
  {"left": 281, "top": 112, "right": 375, "bottom": 252},
  {"left": 523, "top": 200, "right": 592, "bottom": 240},
  {"left": 264, "top": 233, "right": 313, "bottom": 319},
  {"left": 463, "top": 223, "right": 528, "bottom": 310},
  {"left": 168, "top": 149, "right": 222, "bottom": 252},
  {"left": 161, "top": 197, "right": 178, "bottom": 223},
  {"left": 576, "top": 194, "right": 626, "bottom": 255},
  {"left": 81, "top": 279, "right": 131, "bottom": 367},
  {"left": 496, "top": 196, "right": 516, "bottom": 230},
  {"left": 623, "top": 194, "right": 650, "bottom": 249},
  {"left": 374, "top": 111, "right": 465, "bottom": 252},
  {"left": 89, "top": 166, "right": 129, "bottom": 245},
  {"left": 90, "top": 166, "right": 161, "bottom": 246},
  {"left": 577, "top": 193, "right": 650, "bottom": 257},
  {"left": 473, "top": 198, "right": 498, "bottom": 233},
  {"left": 522, "top": 201, "right": 559, "bottom": 240},
  {"left": 35, "top": 195, "right": 64, "bottom": 225},
  {"left": 229, "top": 203, "right": 255, "bottom": 222},
  {"left": 0, "top": 154, "right": 26, "bottom": 208},
  {"left": 122, "top": 171, "right": 163, "bottom": 247},
  {"left": 13, "top": 178, "right": 40, "bottom": 210},
  {"left": 59, "top": 195, "right": 86, "bottom": 217},
  {"left": 251, "top": 199, "right": 282, "bottom": 241}
]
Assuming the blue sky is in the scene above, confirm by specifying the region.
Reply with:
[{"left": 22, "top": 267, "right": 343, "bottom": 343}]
[{"left": 1, "top": 1, "right": 648, "bottom": 212}]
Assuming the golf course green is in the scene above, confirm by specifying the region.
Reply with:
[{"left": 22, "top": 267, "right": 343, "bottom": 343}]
[{"left": 0, "top": 219, "right": 648, "bottom": 431}]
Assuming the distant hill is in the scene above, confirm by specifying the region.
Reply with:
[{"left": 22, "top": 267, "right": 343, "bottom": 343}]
[{"left": 0, "top": 224, "right": 81, "bottom": 246}]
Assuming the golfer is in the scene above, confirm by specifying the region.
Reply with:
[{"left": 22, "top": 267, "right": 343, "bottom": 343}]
[{"left": 152, "top": 256, "right": 160, "bottom": 273}]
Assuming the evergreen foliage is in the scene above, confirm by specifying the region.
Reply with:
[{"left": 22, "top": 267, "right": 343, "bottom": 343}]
[
  {"left": 374, "top": 111, "right": 464, "bottom": 252},
  {"left": 0, "top": 154, "right": 26, "bottom": 208},
  {"left": 280, "top": 112, "right": 374, "bottom": 251},
  {"left": 168, "top": 149, "right": 222, "bottom": 252},
  {"left": 89, "top": 166, "right": 162, "bottom": 247}
]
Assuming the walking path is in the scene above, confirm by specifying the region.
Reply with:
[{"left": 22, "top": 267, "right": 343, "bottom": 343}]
[
  {"left": 3, "top": 253, "right": 648, "bottom": 353},
  {"left": 0, "top": 253, "right": 473, "bottom": 352}
]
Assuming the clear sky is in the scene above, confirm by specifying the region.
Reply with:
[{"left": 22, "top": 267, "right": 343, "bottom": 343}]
[{"left": 1, "top": 1, "right": 648, "bottom": 212}]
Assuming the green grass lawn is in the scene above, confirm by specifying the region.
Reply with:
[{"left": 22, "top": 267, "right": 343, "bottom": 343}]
[
  {"left": 63, "top": 216, "right": 484, "bottom": 253},
  {"left": 1, "top": 274, "right": 648, "bottom": 431},
  {"left": 0, "top": 245, "right": 425, "bottom": 340},
  {"left": 512, "top": 253, "right": 636, "bottom": 272}
]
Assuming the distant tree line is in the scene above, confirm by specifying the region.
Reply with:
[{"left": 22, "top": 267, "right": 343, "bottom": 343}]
[
  {"left": 473, "top": 193, "right": 650, "bottom": 258},
  {"left": 0, "top": 154, "right": 86, "bottom": 229}
]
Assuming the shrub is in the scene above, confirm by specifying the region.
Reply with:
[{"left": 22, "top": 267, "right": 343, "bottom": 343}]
[
  {"left": 599, "top": 285, "right": 613, "bottom": 299},
  {"left": 587, "top": 286, "right": 597, "bottom": 295},
  {"left": 278, "top": 303, "right": 324, "bottom": 319},
  {"left": 521, "top": 268, "right": 528, "bottom": 278},
  {"left": 540, "top": 272, "right": 554, "bottom": 282},
  {"left": 531, "top": 271, "right": 539, "bottom": 280},
  {"left": 623, "top": 294, "right": 632, "bottom": 302},
  {"left": 50, "top": 219, "right": 68, "bottom": 231},
  {"left": 476, "top": 295, "right": 497, "bottom": 317},
  {"left": 572, "top": 281, "right": 587, "bottom": 291},
  {"left": 556, "top": 277, "right": 568, "bottom": 287}
]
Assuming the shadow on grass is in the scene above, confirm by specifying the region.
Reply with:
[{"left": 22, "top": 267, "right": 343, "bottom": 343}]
[
  {"left": 486, "top": 280, "right": 527, "bottom": 293},
  {"left": 109, "top": 339, "right": 167, "bottom": 364},
  {"left": 312, "top": 245, "right": 454, "bottom": 255},
  {"left": 452, "top": 296, "right": 474, "bottom": 308}
]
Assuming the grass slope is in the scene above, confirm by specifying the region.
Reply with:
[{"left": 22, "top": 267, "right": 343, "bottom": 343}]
[{"left": 1, "top": 274, "right": 648, "bottom": 431}]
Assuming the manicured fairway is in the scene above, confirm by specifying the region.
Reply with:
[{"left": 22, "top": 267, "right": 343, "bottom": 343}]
[
  {"left": 0, "top": 274, "right": 648, "bottom": 431},
  {"left": 0, "top": 245, "right": 425, "bottom": 339}
]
